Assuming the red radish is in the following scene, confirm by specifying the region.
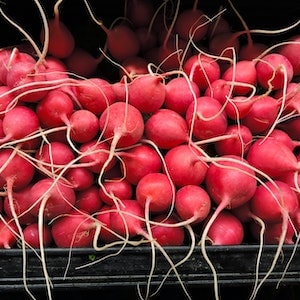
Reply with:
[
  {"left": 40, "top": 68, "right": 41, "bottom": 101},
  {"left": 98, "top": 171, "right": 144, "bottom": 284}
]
[
  {"left": 224, "top": 95, "right": 256, "bottom": 120},
  {"left": 164, "top": 144, "right": 208, "bottom": 187},
  {"left": 145, "top": 108, "right": 189, "bottom": 149},
  {"left": 43, "top": 56, "right": 69, "bottom": 82},
  {"left": 99, "top": 178, "right": 133, "bottom": 206},
  {"left": 239, "top": 42, "right": 267, "bottom": 61},
  {"left": 246, "top": 138, "right": 299, "bottom": 179},
  {"left": 250, "top": 180, "right": 299, "bottom": 223},
  {"left": 99, "top": 102, "right": 144, "bottom": 148},
  {"left": 135, "top": 27, "right": 158, "bottom": 53},
  {"left": 207, "top": 16, "right": 231, "bottom": 39},
  {"left": 40, "top": 2, "right": 75, "bottom": 59},
  {"left": 126, "top": 74, "right": 166, "bottom": 113},
  {"left": 185, "top": 96, "right": 228, "bottom": 141},
  {"left": 0, "top": 148, "right": 35, "bottom": 191},
  {"left": 119, "top": 56, "right": 149, "bottom": 78},
  {"left": 109, "top": 199, "right": 145, "bottom": 238},
  {"left": 119, "top": 144, "right": 162, "bottom": 185},
  {"left": 65, "top": 167, "right": 94, "bottom": 191},
  {"left": 205, "top": 155, "right": 257, "bottom": 210},
  {"left": 255, "top": 53, "right": 294, "bottom": 91},
  {"left": 250, "top": 219, "right": 295, "bottom": 245},
  {"left": 6, "top": 60, "right": 48, "bottom": 102},
  {"left": 76, "top": 186, "right": 103, "bottom": 214},
  {"left": 267, "top": 128, "right": 300, "bottom": 151},
  {"left": 204, "top": 78, "right": 231, "bottom": 103},
  {"left": 183, "top": 54, "right": 221, "bottom": 91},
  {"left": 79, "top": 140, "right": 115, "bottom": 174},
  {"left": 23, "top": 223, "right": 53, "bottom": 248},
  {"left": 0, "top": 217, "right": 18, "bottom": 249},
  {"left": 164, "top": 76, "right": 200, "bottom": 115},
  {"left": 205, "top": 210, "right": 244, "bottom": 245},
  {"left": 51, "top": 211, "right": 96, "bottom": 248},
  {"left": 126, "top": 0, "right": 154, "bottom": 27},
  {"left": 241, "top": 95, "right": 280, "bottom": 134},
  {"left": 214, "top": 124, "right": 253, "bottom": 157},
  {"left": 3, "top": 185, "right": 36, "bottom": 225},
  {"left": 174, "top": 6, "right": 209, "bottom": 42},
  {"left": 28, "top": 178, "right": 76, "bottom": 221},
  {"left": 151, "top": 214, "right": 185, "bottom": 246},
  {"left": 278, "top": 117, "right": 300, "bottom": 141},
  {"left": 73, "top": 78, "right": 116, "bottom": 116},
  {"left": 136, "top": 172, "right": 173, "bottom": 213},
  {"left": 0, "top": 85, "right": 15, "bottom": 118},
  {"left": 68, "top": 109, "right": 99, "bottom": 143},
  {"left": 36, "top": 89, "right": 74, "bottom": 128},
  {"left": 175, "top": 185, "right": 211, "bottom": 224},
  {"left": 278, "top": 35, "right": 300, "bottom": 75},
  {"left": 221, "top": 60, "right": 257, "bottom": 95},
  {"left": 64, "top": 47, "right": 102, "bottom": 78},
  {"left": 0, "top": 106, "right": 40, "bottom": 145},
  {"left": 35, "top": 141, "right": 75, "bottom": 174}
]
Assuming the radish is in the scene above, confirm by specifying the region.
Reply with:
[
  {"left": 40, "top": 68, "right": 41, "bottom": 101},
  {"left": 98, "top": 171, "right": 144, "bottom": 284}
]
[
  {"left": 164, "top": 76, "right": 200, "bottom": 115},
  {"left": 73, "top": 78, "right": 116, "bottom": 116},
  {"left": 136, "top": 172, "right": 174, "bottom": 214},
  {"left": 255, "top": 53, "right": 294, "bottom": 91},
  {"left": 164, "top": 144, "right": 208, "bottom": 187},
  {"left": 185, "top": 96, "right": 228, "bottom": 141},
  {"left": 0, "top": 85, "right": 15, "bottom": 118},
  {"left": 151, "top": 214, "right": 185, "bottom": 246},
  {"left": 246, "top": 137, "right": 299, "bottom": 179},
  {"left": 214, "top": 124, "right": 253, "bottom": 157},
  {"left": 65, "top": 167, "right": 95, "bottom": 191},
  {"left": 250, "top": 180, "right": 299, "bottom": 224},
  {"left": 126, "top": 0, "right": 154, "bottom": 28},
  {"left": 28, "top": 178, "right": 76, "bottom": 221},
  {"left": 40, "top": 0, "right": 75, "bottom": 58},
  {"left": 36, "top": 89, "right": 74, "bottom": 128},
  {"left": 278, "top": 35, "right": 300, "bottom": 75},
  {"left": 204, "top": 78, "right": 231, "bottom": 104},
  {"left": 76, "top": 186, "right": 103, "bottom": 214},
  {"left": 135, "top": 27, "right": 158, "bottom": 53},
  {"left": 204, "top": 210, "right": 245, "bottom": 245},
  {"left": 99, "top": 102, "right": 144, "bottom": 148},
  {"left": 23, "top": 223, "right": 53, "bottom": 248},
  {"left": 51, "top": 211, "right": 96, "bottom": 248},
  {"left": 183, "top": 53, "right": 221, "bottom": 91},
  {"left": 119, "top": 144, "right": 162, "bottom": 185},
  {"left": 35, "top": 141, "right": 75, "bottom": 175},
  {"left": 0, "top": 217, "right": 18, "bottom": 249},
  {"left": 98, "top": 178, "right": 133, "bottom": 206},
  {"left": 144, "top": 108, "right": 189, "bottom": 149},
  {"left": 127, "top": 74, "right": 166, "bottom": 113},
  {"left": 175, "top": 184, "right": 211, "bottom": 224},
  {"left": 119, "top": 56, "right": 149, "bottom": 78}
]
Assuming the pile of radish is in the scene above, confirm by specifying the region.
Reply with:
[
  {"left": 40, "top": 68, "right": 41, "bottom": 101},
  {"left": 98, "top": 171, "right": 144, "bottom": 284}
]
[{"left": 0, "top": 0, "right": 300, "bottom": 299}]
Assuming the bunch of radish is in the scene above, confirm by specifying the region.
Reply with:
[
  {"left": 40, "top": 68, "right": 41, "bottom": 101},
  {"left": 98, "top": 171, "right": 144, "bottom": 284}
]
[{"left": 0, "top": 0, "right": 300, "bottom": 299}]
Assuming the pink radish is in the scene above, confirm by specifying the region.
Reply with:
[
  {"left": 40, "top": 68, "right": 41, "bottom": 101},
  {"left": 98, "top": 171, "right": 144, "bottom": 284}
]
[
  {"left": 185, "top": 96, "right": 228, "bottom": 141},
  {"left": 164, "top": 76, "right": 200, "bottom": 115},
  {"left": 144, "top": 108, "right": 189, "bottom": 149},
  {"left": 250, "top": 180, "right": 299, "bottom": 223},
  {"left": 0, "top": 217, "right": 18, "bottom": 249},
  {"left": 126, "top": 0, "right": 154, "bottom": 27},
  {"left": 51, "top": 211, "right": 96, "bottom": 248},
  {"left": 23, "top": 223, "right": 53, "bottom": 248},
  {"left": 204, "top": 78, "right": 231, "bottom": 103},
  {"left": 255, "top": 53, "right": 294, "bottom": 91},
  {"left": 36, "top": 89, "right": 74, "bottom": 128},
  {"left": 246, "top": 137, "right": 299, "bottom": 179},
  {"left": 136, "top": 172, "right": 173, "bottom": 213},
  {"left": 164, "top": 144, "right": 208, "bottom": 187},
  {"left": 151, "top": 214, "right": 185, "bottom": 246},
  {"left": 183, "top": 53, "right": 221, "bottom": 91},
  {"left": 65, "top": 167, "right": 95, "bottom": 191},
  {"left": 73, "top": 78, "right": 116, "bottom": 116},
  {"left": 126, "top": 74, "right": 166, "bottom": 113},
  {"left": 119, "top": 144, "right": 162, "bottom": 185},
  {"left": 175, "top": 184, "right": 211, "bottom": 224},
  {"left": 28, "top": 178, "right": 76, "bottom": 221},
  {"left": 0, "top": 85, "right": 15, "bottom": 118},
  {"left": 119, "top": 56, "right": 149, "bottom": 78},
  {"left": 99, "top": 178, "right": 133, "bottom": 206},
  {"left": 76, "top": 186, "right": 103, "bottom": 214},
  {"left": 40, "top": 1, "right": 75, "bottom": 58},
  {"left": 99, "top": 102, "right": 144, "bottom": 148},
  {"left": 214, "top": 124, "right": 253, "bottom": 157},
  {"left": 204, "top": 210, "right": 244, "bottom": 245}
]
